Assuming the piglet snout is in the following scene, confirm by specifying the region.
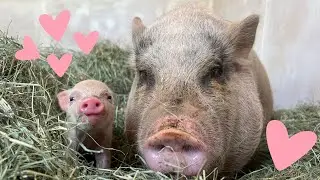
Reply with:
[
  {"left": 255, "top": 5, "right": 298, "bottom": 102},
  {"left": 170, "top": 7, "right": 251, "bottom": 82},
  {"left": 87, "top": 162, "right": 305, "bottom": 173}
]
[
  {"left": 142, "top": 129, "right": 207, "bottom": 176},
  {"left": 80, "top": 97, "right": 105, "bottom": 116}
]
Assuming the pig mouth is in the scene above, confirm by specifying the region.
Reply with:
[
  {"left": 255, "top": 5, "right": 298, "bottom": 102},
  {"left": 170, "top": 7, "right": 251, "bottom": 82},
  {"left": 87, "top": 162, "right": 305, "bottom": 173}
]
[
  {"left": 80, "top": 114, "right": 103, "bottom": 126},
  {"left": 141, "top": 129, "right": 208, "bottom": 177}
]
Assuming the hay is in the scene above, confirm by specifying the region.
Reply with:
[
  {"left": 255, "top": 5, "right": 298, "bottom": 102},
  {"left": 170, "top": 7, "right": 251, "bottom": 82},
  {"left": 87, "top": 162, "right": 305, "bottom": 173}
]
[{"left": 0, "top": 32, "right": 319, "bottom": 180}]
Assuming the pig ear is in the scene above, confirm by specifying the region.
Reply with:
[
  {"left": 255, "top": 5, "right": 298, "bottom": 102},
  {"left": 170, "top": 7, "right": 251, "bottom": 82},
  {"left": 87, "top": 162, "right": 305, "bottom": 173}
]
[
  {"left": 132, "top": 17, "right": 152, "bottom": 54},
  {"left": 228, "top": 14, "right": 260, "bottom": 57},
  {"left": 57, "top": 90, "right": 70, "bottom": 111},
  {"left": 132, "top": 17, "right": 146, "bottom": 44}
]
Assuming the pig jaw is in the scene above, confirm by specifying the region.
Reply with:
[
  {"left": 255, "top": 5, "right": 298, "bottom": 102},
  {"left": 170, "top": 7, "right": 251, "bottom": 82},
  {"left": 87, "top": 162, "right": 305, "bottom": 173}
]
[{"left": 139, "top": 116, "right": 212, "bottom": 177}]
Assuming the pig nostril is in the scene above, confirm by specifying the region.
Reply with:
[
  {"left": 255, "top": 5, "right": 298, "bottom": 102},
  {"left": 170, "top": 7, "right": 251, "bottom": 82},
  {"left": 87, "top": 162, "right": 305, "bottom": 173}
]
[
  {"left": 95, "top": 103, "right": 100, "bottom": 107},
  {"left": 173, "top": 98, "right": 182, "bottom": 105},
  {"left": 183, "top": 145, "right": 196, "bottom": 152},
  {"left": 152, "top": 144, "right": 166, "bottom": 151},
  {"left": 83, "top": 104, "right": 88, "bottom": 108}
]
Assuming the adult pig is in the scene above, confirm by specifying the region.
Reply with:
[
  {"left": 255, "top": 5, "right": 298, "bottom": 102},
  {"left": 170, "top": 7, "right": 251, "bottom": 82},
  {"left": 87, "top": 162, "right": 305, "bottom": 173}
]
[
  {"left": 124, "top": 2, "right": 273, "bottom": 178},
  {"left": 57, "top": 79, "right": 115, "bottom": 169}
]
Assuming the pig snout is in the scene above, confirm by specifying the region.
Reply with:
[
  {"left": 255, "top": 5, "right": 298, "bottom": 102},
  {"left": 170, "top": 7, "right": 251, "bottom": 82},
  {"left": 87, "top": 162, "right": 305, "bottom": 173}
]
[
  {"left": 142, "top": 128, "right": 207, "bottom": 176},
  {"left": 80, "top": 97, "right": 104, "bottom": 115},
  {"left": 79, "top": 97, "right": 105, "bottom": 125}
]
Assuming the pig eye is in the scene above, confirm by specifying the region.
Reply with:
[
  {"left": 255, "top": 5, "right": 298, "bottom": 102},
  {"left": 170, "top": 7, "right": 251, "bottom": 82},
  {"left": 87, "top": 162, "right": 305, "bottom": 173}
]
[
  {"left": 69, "top": 97, "right": 75, "bottom": 102},
  {"left": 138, "top": 69, "right": 155, "bottom": 88},
  {"left": 139, "top": 70, "right": 148, "bottom": 80},
  {"left": 205, "top": 65, "right": 223, "bottom": 80},
  {"left": 101, "top": 92, "right": 112, "bottom": 101},
  {"left": 201, "top": 64, "right": 224, "bottom": 87},
  {"left": 209, "top": 65, "right": 223, "bottom": 79}
]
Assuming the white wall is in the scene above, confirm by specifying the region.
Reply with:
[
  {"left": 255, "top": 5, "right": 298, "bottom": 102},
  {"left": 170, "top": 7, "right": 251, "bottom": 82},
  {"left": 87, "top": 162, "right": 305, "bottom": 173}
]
[{"left": 0, "top": 0, "right": 319, "bottom": 109}]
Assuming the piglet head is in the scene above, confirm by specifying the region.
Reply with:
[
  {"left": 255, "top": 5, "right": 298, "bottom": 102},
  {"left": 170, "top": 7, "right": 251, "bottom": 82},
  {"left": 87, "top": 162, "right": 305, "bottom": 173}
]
[{"left": 57, "top": 80, "right": 115, "bottom": 127}]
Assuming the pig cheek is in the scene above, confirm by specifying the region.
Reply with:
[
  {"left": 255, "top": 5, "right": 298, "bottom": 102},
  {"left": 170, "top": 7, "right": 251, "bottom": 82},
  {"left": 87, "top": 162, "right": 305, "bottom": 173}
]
[
  {"left": 198, "top": 116, "right": 226, "bottom": 160},
  {"left": 67, "top": 103, "right": 83, "bottom": 122},
  {"left": 100, "top": 102, "right": 114, "bottom": 126},
  {"left": 196, "top": 124, "right": 224, "bottom": 170},
  {"left": 134, "top": 100, "right": 153, "bottom": 141},
  {"left": 104, "top": 100, "right": 113, "bottom": 116},
  {"left": 137, "top": 109, "right": 159, "bottom": 141},
  {"left": 137, "top": 122, "right": 149, "bottom": 150}
]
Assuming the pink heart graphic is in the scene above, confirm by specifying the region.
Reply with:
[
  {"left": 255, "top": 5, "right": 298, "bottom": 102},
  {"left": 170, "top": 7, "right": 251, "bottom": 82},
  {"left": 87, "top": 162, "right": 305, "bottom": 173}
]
[
  {"left": 15, "top": 36, "right": 40, "bottom": 61},
  {"left": 47, "top": 53, "right": 72, "bottom": 77},
  {"left": 73, "top": 31, "right": 99, "bottom": 54},
  {"left": 266, "top": 120, "right": 317, "bottom": 171},
  {"left": 39, "top": 10, "right": 70, "bottom": 41}
]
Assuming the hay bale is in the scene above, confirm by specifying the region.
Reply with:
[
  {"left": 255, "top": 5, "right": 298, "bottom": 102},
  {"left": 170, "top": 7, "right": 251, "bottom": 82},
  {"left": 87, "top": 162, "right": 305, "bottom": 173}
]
[{"left": 0, "top": 32, "right": 319, "bottom": 180}]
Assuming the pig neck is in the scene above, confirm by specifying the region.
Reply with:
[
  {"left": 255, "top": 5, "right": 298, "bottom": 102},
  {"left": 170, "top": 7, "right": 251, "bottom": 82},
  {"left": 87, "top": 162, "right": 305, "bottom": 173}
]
[
  {"left": 78, "top": 127, "right": 110, "bottom": 150},
  {"left": 79, "top": 116, "right": 112, "bottom": 149}
]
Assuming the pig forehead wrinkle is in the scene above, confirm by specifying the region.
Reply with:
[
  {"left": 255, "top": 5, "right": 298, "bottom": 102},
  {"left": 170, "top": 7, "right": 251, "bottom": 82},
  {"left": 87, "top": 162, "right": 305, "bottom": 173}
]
[
  {"left": 147, "top": 7, "right": 228, "bottom": 38},
  {"left": 148, "top": 21, "right": 225, "bottom": 43},
  {"left": 72, "top": 87, "right": 102, "bottom": 96},
  {"left": 71, "top": 80, "right": 112, "bottom": 96},
  {"left": 139, "top": 18, "right": 229, "bottom": 69},
  {"left": 140, "top": 34, "right": 226, "bottom": 71}
]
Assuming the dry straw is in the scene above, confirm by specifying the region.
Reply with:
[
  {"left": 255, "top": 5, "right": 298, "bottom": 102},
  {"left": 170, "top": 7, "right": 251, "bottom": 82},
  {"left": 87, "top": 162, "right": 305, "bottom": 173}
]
[{"left": 0, "top": 32, "right": 319, "bottom": 180}]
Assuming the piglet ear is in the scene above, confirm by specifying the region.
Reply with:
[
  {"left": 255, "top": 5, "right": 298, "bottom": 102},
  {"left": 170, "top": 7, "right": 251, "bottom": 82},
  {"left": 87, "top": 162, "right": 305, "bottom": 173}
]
[{"left": 57, "top": 90, "right": 69, "bottom": 111}]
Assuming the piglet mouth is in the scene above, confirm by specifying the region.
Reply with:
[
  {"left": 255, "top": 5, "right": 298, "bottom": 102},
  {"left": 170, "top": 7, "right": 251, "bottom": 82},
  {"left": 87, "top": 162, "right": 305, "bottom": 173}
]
[
  {"left": 80, "top": 113, "right": 104, "bottom": 126},
  {"left": 84, "top": 113, "right": 102, "bottom": 117}
]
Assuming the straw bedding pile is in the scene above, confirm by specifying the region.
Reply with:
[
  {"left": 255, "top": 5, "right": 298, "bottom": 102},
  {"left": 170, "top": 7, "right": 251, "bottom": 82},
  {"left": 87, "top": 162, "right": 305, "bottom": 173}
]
[{"left": 0, "top": 32, "right": 319, "bottom": 180}]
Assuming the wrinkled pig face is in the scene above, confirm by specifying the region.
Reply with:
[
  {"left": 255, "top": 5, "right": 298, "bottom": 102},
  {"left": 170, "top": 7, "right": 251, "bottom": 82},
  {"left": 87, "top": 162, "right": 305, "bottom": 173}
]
[
  {"left": 126, "top": 8, "right": 263, "bottom": 177},
  {"left": 57, "top": 80, "right": 114, "bottom": 128}
]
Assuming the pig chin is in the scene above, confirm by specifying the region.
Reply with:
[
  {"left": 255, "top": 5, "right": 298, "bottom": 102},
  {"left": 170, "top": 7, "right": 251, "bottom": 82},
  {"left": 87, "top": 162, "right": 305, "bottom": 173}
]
[
  {"left": 81, "top": 115, "right": 99, "bottom": 125},
  {"left": 139, "top": 116, "right": 209, "bottom": 176}
]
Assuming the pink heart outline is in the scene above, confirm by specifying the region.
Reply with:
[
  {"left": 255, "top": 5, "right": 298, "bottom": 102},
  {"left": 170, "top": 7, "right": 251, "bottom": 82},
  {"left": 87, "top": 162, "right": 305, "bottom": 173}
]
[
  {"left": 15, "top": 36, "right": 40, "bottom": 61},
  {"left": 266, "top": 120, "right": 317, "bottom": 171},
  {"left": 47, "top": 53, "right": 73, "bottom": 77},
  {"left": 39, "top": 10, "right": 71, "bottom": 41},
  {"left": 73, "top": 31, "right": 99, "bottom": 54}
]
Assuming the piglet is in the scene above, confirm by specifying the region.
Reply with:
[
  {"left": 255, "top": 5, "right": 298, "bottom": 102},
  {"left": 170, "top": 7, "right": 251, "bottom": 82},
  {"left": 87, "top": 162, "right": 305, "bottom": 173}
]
[{"left": 57, "top": 79, "right": 115, "bottom": 169}]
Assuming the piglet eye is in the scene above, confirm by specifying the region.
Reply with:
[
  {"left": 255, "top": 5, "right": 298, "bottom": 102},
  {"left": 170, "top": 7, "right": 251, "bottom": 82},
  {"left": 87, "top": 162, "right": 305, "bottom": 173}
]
[
  {"left": 101, "top": 92, "right": 112, "bottom": 101},
  {"left": 69, "top": 97, "right": 75, "bottom": 102}
]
